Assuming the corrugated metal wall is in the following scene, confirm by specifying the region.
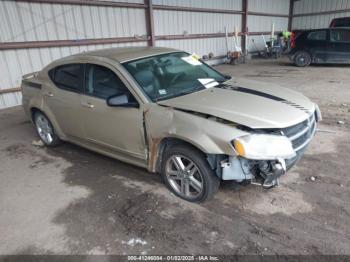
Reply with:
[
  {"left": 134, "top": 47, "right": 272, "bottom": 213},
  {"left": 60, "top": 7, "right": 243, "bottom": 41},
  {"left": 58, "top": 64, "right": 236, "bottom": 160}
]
[
  {"left": 153, "top": 0, "right": 242, "bottom": 58},
  {"left": 154, "top": 0, "right": 289, "bottom": 58},
  {"left": 0, "top": 0, "right": 148, "bottom": 109},
  {"left": 292, "top": 0, "right": 350, "bottom": 30},
  {"left": 247, "top": 0, "right": 289, "bottom": 51},
  {"left": 0, "top": 0, "right": 291, "bottom": 109}
]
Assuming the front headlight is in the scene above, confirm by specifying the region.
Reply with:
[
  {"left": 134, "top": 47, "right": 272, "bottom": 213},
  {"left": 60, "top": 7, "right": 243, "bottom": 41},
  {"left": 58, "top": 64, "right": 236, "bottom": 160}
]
[{"left": 233, "top": 134, "right": 296, "bottom": 160}]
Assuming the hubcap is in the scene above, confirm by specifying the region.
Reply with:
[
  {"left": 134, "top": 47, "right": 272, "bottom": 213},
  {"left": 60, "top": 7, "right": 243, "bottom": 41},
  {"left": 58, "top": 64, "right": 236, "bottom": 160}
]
[
  {"left": 298, "top": 54, "right": 307, "bottom": 65},
  {"left": 35, "top": 115, "right": 53, "bottom": 144},
  {"left": 165, "top": 155, "right": 203, "bottom": 199}
]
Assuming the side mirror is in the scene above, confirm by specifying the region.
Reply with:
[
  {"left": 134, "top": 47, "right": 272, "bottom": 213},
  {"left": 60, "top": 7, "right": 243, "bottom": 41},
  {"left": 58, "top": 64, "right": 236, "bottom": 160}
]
[
  {"left": 107, "top": 94, "right": 139, "bottom": 108},
  {"left": 224, "top": 74, "right": 232, "bottom": 80}
]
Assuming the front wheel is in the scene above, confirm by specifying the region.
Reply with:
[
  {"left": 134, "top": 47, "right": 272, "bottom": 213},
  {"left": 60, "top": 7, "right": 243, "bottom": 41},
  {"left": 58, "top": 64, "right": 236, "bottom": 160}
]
[
  {"left": 34, "top": 111, "right": 61, "bottom": 147},
  {"left": 294, "top": 51, "right": 311, "bottom": 67},
  {"left": 161, "top": 144, "right": 220, "bottom": 203}
]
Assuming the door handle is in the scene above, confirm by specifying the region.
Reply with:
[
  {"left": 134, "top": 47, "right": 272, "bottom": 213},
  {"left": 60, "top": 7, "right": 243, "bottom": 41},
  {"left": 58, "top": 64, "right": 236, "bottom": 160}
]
[
  {"left": 44, "top": 92, "right": 54, "bottom": 97},
  {"left": 81, "top": 102, "right": 95, "bottom": 109}
]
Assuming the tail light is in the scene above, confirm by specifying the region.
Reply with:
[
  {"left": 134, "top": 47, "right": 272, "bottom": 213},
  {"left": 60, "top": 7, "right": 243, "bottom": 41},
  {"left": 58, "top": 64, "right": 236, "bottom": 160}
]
[{"left": 291, "top": 31, "right": 296, "bottom": 49}]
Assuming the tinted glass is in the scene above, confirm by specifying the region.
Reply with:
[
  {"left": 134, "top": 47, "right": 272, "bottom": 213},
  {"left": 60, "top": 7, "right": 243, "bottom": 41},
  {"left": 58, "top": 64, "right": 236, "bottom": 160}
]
[
  {"left": 53, "top": 64, "right": 83, "bottom": 93},
  {"left": 48, "top": 68, "right": 55, "bottom": 80},
  {"left": 307, "top": 31, "right": 326, "bottom": 41},
  {"left": 333, "top": 18, "right": 350, "bottom": 27},
  {"left": 85, "top": 64, "right": 129, "bottom": 99},
  {"left": 123, "top": 52, "right": 226, "bottom": 102},
  {"left": 330, "top": 29, "right": 350, "bottom": 42}
]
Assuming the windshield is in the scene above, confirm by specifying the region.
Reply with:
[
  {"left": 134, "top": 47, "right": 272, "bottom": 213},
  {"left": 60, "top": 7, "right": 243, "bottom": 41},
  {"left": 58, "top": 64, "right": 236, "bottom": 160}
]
[{"left": 122, "top": 52, "right": 227, "bottom": 101}]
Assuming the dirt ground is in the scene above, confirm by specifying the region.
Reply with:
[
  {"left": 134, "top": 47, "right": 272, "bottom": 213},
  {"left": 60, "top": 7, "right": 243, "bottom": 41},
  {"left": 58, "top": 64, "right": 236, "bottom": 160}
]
[{"left": 0, "top": 58, "right": 349, "bottom": 255}]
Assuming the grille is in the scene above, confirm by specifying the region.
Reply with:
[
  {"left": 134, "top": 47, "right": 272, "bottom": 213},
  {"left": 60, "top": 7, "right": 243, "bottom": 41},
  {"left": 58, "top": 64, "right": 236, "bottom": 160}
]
[{"left": 282, "top": 113, "right": 316, "bottom": 152}]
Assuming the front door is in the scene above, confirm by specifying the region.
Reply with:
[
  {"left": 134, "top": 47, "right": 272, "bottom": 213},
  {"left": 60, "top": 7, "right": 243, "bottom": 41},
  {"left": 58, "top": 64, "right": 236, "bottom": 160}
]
[
  {"left": 328, "top": 29, "right": 350, "bottom": 63},
  {"left": 80, "top": 63, "right": 147, "bottom": 164}
]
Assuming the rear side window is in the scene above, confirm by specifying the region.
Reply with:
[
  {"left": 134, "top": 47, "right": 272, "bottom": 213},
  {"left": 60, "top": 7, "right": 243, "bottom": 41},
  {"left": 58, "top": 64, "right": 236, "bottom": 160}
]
[
  {"left": 307, "top": 31, "right": 326, "bottom": 41},
  {"left": 50, "top": 64, "right": 84, "bottom": 93},
  {"left": 85, "top": 64, "right": 130, "bottom": 99},
  {"left": 332, "top": 18, "right": 350, "bottom": 27},
  {"left": 330, "top": 29, "right": 350, "bottom": 42}
]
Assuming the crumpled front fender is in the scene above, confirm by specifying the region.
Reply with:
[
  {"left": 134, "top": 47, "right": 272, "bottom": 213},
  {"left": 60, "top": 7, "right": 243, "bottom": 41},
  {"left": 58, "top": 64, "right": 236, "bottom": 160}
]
[{"left": 143, "top": 104, "right": 248, "bottom": 172}]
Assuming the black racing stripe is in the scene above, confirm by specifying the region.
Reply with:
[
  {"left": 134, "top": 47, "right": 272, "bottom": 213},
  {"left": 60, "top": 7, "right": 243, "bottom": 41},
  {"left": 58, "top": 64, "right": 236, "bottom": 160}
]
[
  {"left": 22, "top": 80, "right": 42, "bottom": 89},
  {"left": 226, "top": 86, "right": 287, "bottom": 102},
  {"left": 217, "top": 84, "right": 311, "bottom": 114}
]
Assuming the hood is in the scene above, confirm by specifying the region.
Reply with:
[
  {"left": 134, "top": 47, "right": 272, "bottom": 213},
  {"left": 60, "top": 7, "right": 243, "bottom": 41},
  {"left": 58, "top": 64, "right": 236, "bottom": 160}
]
[{"left": 158, "top": 78, "right": 315, "bottom": 129}]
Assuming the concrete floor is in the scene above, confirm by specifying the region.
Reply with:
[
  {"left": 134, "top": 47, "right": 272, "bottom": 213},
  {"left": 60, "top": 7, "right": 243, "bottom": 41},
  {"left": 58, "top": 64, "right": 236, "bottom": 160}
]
[{"left": 1, "top": 58, "right": 350, "bottom": 255}]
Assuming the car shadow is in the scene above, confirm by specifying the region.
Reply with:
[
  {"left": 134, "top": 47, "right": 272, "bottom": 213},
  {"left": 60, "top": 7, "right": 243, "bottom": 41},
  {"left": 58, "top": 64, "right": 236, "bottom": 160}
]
[{"left": 278, "top": 60, "right": 350, "bottom": 68}]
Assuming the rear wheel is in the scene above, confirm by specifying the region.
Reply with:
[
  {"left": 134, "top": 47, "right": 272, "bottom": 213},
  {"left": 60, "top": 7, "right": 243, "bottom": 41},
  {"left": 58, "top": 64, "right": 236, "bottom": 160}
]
[
  {"left": 34, "top": 111, "right": 61, "bottom": 147},
  {"left": 294, "top": 51, "right": 311, "bottom": 67},
  {"left": 161, "top": 144, "right": 220, "bottom": 203}
]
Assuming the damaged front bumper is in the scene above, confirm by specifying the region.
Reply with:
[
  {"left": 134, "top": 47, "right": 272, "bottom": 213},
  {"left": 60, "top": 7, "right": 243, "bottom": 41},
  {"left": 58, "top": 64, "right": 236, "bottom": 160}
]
[
  {"left": 219, "top": 109, "right": 319, "bottom": 188},
  {"left": 220, "top": 156, "right": 287, "bottom": 189},
  {"left": 253, "top": 158, "right": 286, "bottom": 188}
]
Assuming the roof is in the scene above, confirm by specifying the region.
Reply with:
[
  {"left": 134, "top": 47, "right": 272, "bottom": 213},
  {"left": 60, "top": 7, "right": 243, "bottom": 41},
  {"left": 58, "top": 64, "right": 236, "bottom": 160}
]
[
  {"left": 295, "top": 27, "right": 350, "bottom": 32},
  {"left": 70, "top": 46, "right": 179, "bottom": 63}
]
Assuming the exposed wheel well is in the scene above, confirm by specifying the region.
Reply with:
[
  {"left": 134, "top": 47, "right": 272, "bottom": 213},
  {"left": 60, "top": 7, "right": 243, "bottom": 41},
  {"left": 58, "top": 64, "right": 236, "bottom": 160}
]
[
  {"left": 30, "top": 107, "right": 41, "bottom": 122},
  {"left": 154, "top": 137, "right": 206, "bottom": 174},
  {"left": 294, "top": 50, "right": 313, "bottom": 61}
]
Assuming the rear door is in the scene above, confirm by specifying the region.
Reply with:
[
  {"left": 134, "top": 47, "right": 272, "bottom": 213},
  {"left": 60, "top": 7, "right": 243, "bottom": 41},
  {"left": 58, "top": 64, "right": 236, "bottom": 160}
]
[
  {"left": 45, "top": 63, "right": 85, "bottom": 138},
  {"left": 328, "top": 29, "right": 350, "bottom": 63},
  {"left": 80, "top": 63, "right": 147, "bottom": 164},
  {"left": 305, "top": 30, "right": 328, "bottom": 63}
]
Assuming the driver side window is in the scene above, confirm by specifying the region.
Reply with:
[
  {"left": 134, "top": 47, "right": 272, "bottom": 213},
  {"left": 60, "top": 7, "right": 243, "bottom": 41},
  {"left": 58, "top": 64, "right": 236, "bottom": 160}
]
[{"left": 85, "top": 64, "right": 130, "bottom": 99}]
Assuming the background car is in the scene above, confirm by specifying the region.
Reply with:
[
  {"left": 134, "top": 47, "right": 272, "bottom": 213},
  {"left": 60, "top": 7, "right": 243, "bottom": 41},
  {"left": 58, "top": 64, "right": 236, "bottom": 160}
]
[
  {"left": 330, "top": 17, "right": 350, "bottom": 27},
  {"left": 289, "top": 28, "right": 350, "bottom": 67}
]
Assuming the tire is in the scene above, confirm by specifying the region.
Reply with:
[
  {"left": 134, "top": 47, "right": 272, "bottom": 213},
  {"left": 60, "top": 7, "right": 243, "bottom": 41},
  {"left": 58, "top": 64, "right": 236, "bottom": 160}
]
[
  {"left": 294, "top": 51, "right": 311, "bottom": 67},
  {"left": 34, "top": 111, "right": 61, "bottom": 147},
  {"left": 161, "top": 144, "right": 220, "bottom": 203}
]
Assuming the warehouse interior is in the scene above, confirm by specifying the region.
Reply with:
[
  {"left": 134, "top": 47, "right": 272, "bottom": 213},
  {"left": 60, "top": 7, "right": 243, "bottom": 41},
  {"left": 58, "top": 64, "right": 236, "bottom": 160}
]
[
  {"left": 1, "top": 0, "right": 350, "bottom": 257},
  {"left": 2, "top": 0, "right": 350, "bottom": 109}
]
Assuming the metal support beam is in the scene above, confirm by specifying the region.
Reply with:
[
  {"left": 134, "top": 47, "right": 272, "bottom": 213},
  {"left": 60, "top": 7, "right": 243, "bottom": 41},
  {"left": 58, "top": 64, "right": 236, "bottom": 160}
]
[
  {"left": 14, "top": 0, "right": 147, "bottom": 9},
  {"left": 293, "top": 8, "right": 350, "bottom": 17},
  {"left": 155, "top": 31, "right": 278, "bottom": 41},
  {"left": 145, "top": 0, "right": 155, "bottom": 46},
  {"left": 248, "top": 11, "right": 288, "bottom": 18},
  {"left": 288, "top": 0, "right": 294, "bottom": 31},
  {"left": 0, "top": 37, "right": 147, "bottom": 50},
  {"left": 241, "top": 0, "right": 248, "bottom": 55},
  {"left": 153, "top": 5, "right": 243, "bottom": 15},
  {"left": 0, "top": 88, "right": 21, "bottom": 95},
  {"left": 0, "top": 32, "right": 281, "bottom": 51}
]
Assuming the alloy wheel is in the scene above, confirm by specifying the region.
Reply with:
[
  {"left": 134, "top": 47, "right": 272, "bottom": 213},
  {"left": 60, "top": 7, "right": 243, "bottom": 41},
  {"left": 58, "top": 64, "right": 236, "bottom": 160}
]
[
  {"left": 165, "top": 155, "right": 204, "bottom": 199},
  {"left": 35, "top": 114, "right": 54, "bottom": 144}
]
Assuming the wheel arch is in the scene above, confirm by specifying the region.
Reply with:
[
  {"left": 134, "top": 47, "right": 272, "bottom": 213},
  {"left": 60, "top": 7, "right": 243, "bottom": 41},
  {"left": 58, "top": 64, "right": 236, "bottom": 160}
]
[
  {"left": 30, "top": 107, "right": 41, "bottom": 122},
  {"left": 149, "top": 136, "right": 208, "bottom": 174},
  {"left": 30, "top": 106, "right": 66, "bottom": 140},
  {"left": 294, "top": 49, "right": 313, "bottom": 65}
]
